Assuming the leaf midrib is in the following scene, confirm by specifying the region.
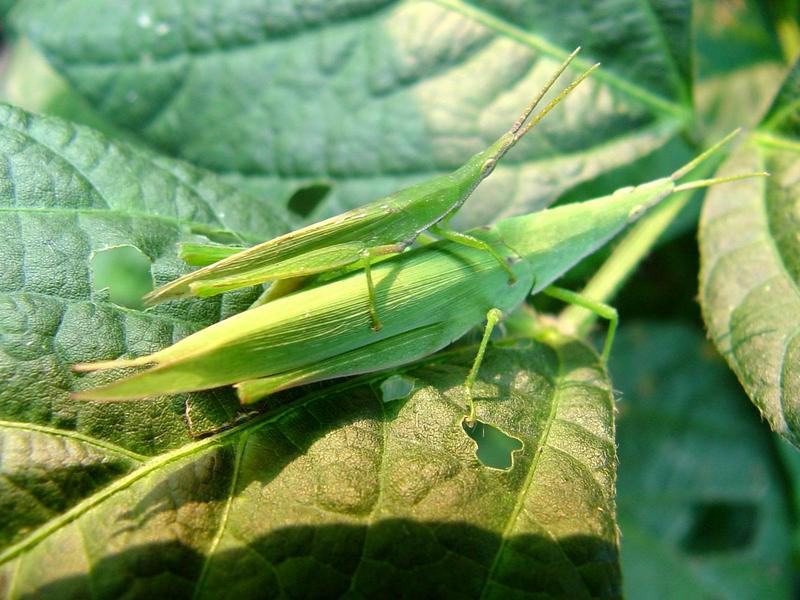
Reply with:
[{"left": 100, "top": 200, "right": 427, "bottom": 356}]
[
  {"left": 192, "top": 433, "right": 248, "bottom": 599},
  {"left": 479, "top": 343, "right": 574, "bottom": 599}
]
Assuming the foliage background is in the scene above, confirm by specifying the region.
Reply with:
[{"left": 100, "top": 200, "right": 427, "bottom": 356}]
[{"left": 0, "top": 0, "right": 798, "bottom": 598}]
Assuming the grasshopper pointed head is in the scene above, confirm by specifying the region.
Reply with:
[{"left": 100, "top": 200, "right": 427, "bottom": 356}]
[{"left": 478, "top": 132, "right": 515, "bottom": 181}]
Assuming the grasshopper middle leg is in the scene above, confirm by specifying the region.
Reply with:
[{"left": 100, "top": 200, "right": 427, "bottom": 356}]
[{"left": 362, "top": 243, "right": 406, "bottom": 331}]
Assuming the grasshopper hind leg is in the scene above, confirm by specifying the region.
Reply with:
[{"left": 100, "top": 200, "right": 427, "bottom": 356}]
[{"left": 543, "top": 286, "right": 619, "bottom": 362}]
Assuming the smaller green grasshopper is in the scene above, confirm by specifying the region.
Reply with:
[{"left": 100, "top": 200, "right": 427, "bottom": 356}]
[{"left": 143, "top": 48, "right": 598, "bottom": 330}]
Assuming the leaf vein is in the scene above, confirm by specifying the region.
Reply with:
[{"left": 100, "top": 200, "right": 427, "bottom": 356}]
[
  {"left": 479, "top": 346, "right": 574, "bottom": 597},
  {"left": 0, "top": 420, "right": 148, "bottom": 462}
]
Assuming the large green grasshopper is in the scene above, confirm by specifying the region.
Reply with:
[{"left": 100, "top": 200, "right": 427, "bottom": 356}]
[
  {"left": 143, "top": 48, "right": 597, "bottom": 330},
  {"left": 73, "top": 131, "right": 764, "bottom": 422}
]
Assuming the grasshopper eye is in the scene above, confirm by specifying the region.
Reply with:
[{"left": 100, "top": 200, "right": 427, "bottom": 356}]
[{"left": 481, "top": 158, "right": 497, "bottom": 178}]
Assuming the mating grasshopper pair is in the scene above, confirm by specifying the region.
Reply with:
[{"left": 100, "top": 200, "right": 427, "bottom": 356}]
[{"left": 73, "top": 49, "right": 765, "bottom": 423}]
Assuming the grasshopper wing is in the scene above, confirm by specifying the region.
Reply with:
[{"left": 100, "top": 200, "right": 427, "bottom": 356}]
[
  {"left": 145, "top": 206, "right": 398, "bottom": 305},
  {"left": 188, "top": 241, "right": 369, "bottom": 296}
]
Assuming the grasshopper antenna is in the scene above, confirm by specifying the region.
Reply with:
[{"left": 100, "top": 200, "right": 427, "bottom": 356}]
[
  {"left": 484, "top": 49, "right": 600, "bottom": 167},
  {"left": 513, "top": 58, "right": 600, "bottom": 143},
  {"left": 510, "top": 47, "right": 582, "bottom": 134}
]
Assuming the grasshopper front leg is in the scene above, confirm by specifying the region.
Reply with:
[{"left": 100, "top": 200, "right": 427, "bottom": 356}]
[{"left": 429, "top": 225, "right": 517, "bottom": 284}]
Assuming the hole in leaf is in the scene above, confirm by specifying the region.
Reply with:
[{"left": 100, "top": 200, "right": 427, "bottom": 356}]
[
  {"left": 463, "top": 419, "right": 523, "bottom": 470},
  {"left": 680, "top": 501, "right": 758, "bottom": 554},
  {"left": 379, "top": 374, "right": 416, "bottom": 403},
  {"left": 287, "top": 183, "right": 331, "bottom": 218},
  {"left": 90, "top": 246, "right": 152, "bottom": 309}
]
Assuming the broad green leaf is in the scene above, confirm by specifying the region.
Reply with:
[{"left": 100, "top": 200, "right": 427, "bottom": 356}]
[
  {"left": 699, "top": 59, "right": 800, "bottom": 447},
  {"left": 0, "top": 102, "right": 290, "bottom": 560},
  {"left": 0, "top": 338, "right": 619, "bottom": 598},
  {"left": 612, "top": 322, "right": 794, "bottom": 599},
  {"left": 8, "top": 0, "right": 693, "bottom": 226},
  {"left": 0, "top": 102, "right": 622, "bottom": 596}
]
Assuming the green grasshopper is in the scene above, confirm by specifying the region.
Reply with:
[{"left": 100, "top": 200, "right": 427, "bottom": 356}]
[
  {"left": 73, "top": 130, "right": 765, "bottom": 424},
  {"left": 143, "top": 48, "right": 598, "bottom": 330}
]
